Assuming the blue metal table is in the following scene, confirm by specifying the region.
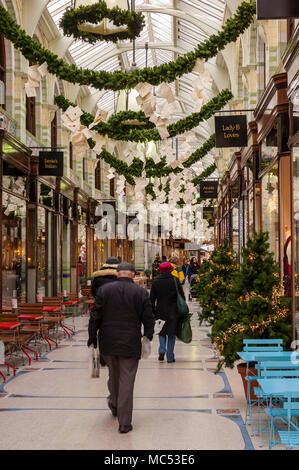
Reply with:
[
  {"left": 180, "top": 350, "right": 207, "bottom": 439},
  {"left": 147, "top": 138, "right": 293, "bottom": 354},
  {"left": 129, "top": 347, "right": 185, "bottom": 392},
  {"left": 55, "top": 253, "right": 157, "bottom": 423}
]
[{"left": 238, "top": 351, "right": 298, "bottom": 363}]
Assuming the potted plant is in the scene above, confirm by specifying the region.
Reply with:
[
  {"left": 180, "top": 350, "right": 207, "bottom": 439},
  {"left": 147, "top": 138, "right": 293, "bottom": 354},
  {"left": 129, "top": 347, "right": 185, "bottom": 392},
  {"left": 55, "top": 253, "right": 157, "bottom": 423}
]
[
  {"left": 211, "top": 232, "right": 291, "bottom": 397},
  {"left": 151, "top": 253, "right": 162, "bottom": 279},
  {"left": 194, "top": 240, "right": 238, "bottom": 325},
  {"left": 143, "top": 269, "right": 152, "bottom": 289}
]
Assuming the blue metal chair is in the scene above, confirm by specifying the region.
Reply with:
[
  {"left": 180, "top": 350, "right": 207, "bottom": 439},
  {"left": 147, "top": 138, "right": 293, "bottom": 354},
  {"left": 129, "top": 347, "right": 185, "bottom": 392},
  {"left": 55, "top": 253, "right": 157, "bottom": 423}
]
[
  {"left": 258, "top": 363, "right": 299, "bottom": 448},
  {"left": 243, "top": 339, "right": 283, "bottom": 433},
  {"left": 278, "top": 399, "right": 299, "bottom": 450}
]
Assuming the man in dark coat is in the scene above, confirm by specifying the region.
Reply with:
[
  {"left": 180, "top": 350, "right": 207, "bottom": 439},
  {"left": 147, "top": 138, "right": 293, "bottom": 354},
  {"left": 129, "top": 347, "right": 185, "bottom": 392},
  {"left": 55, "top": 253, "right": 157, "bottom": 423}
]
[
  {"left": 150, "top": 262, "right": 185, "bottom": 363},
  {"left": 88, "top": 262, "right": 155, "bottom": 434},
  {"left": 91, "top": 257, "right": 119, "bottom": 366},
  {"left": 91, "top": 256, "right": 119, "bottom": 298}
]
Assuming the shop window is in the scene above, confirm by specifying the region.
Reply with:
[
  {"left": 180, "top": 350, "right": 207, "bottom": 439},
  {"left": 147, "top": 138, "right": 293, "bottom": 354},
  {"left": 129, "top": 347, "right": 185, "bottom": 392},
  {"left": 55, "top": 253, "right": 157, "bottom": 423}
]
[
  {"left": 261, "top": 164, "right": 279, "bottom": 262},
  {"left": 110, "top": 177, "right": 115, "bottom": 197},
  {"left": 95, "top": 159, "right": 101, "bottom": 190},
  {"left": 39, "top": 183, "right": 53, "bottom": 208},
  {"left": 37, "top": 207, "right": 46, "bottom": 299},
  {"left": 51, "top": 111, "right": 57, "bottom": 148},
  {"left": 69, "top": 142, "right": 73, "bottom": 170},
  {"left": 26, "top": 95, "right": 36, "bottom": 136},
  {"left": 260, "top": 120, "right": 278, "bottom": 172},
  {"left": 83, "top": 158, "right": 86, "bottom": 181},
  {"left": 232, "top": 204, "right": 239, "bottom": 258},
  {"left": 2, "top": 192, "right": 27, "bottom": 308},
  {"left": 2, "top": 165, "right": 27, "bottom": 197},
  {"left": 294, "top": 146, "right": 299, "bottom": 333},
  {"left": 0, "top": 35, "right": 6, "bottom": 109}
]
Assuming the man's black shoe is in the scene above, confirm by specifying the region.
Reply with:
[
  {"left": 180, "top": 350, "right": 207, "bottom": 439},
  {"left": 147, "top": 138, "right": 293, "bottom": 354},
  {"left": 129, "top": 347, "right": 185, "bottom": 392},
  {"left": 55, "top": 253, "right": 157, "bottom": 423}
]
[
  {"left": 167, "top": 359, "right": 175, "bottom": 363},
  {"left": 119, "top": 425, "right": 133, "bottom": 434},
  {"left": 107, "top": 399, "right": 117, "bottom": 417},
  {"left": 158, "top": 353, "right": 165, "bottom": 361}
]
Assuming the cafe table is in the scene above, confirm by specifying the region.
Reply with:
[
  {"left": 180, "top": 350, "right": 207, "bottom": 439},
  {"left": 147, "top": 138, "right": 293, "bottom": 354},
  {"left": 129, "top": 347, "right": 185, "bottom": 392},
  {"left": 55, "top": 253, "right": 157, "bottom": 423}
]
[
  {"left": 42, "top": 306, "right": 60, "bottom": 312},
  {"left": 238, "top": 351, "right": 298, "bottom": 365},
  {"left": 0, "top": 322, "right": 21, "bottom": 377}
]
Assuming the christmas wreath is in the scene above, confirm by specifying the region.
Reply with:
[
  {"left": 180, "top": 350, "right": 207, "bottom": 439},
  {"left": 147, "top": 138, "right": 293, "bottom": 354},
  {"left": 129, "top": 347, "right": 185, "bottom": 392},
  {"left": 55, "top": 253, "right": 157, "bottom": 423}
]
[
  {"left": 55, "top": 89, "right": 232, "bottom": 142},
  {"left": 60, "top": 2, "right": 145, "bottom": 44}
]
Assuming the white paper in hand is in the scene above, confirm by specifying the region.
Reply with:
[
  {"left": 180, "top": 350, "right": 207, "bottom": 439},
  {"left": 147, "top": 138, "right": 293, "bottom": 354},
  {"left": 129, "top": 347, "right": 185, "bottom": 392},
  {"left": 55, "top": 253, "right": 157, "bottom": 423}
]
[
  {"left": 154, "top": 319, "right": 166, "bottom": 335},
  {"left": 141, "top": 337, "right": 151, "bottom": 359},
  {"left": 88, "top": 346, "right": 100, "bottom": 378}
]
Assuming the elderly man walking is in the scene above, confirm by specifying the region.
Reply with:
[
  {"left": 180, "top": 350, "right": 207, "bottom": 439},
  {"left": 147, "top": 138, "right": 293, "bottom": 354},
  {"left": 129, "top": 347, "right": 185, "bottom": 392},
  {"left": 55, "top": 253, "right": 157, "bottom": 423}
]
[{"left": 88, "top": 262, "right": 155, "bottom": 434}]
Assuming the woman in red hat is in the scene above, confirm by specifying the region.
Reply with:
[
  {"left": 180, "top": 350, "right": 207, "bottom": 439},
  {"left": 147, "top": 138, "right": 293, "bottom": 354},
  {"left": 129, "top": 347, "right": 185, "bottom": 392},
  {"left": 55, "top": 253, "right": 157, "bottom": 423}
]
[{"left": 150, "top": 262, "right": 186, "bottom": 363}]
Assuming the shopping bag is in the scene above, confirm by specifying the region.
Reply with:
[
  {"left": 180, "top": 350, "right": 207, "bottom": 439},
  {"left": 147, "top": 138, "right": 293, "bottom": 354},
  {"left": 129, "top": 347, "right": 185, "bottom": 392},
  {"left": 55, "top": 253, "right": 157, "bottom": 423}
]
[
  {"left": 154, "top": 319, "right": 166, "bottom": 335},
  {"left": 173, "top": 278, "right": 189, "bottom": 317},
  {"left": 176, "top": 314, "right": 193, "bottom": 344},
  {"left": 141, "top": 336, "right": 151, "bottom": 359},
  {"left": 88, "top": 346, "right": 100, "bottom": 378}
]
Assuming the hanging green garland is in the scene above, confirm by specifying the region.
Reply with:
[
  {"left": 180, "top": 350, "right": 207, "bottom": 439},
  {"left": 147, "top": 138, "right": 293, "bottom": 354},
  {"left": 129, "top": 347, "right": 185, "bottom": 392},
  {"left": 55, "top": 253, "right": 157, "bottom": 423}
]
[
  {"left": 60, "top": 2, "right": 145, "bottom": 44},
  {"left": 94, "top": 133, "right": 216, "bottom": 185},
  {"left": 0, "top": 2, "right": 256, "bottom": 91},
  {"left": 55, "top": 90, "right": 232, "bottom": 142},
  {"left": 192, "top": 163, "right": 217, "bottom": 185}
]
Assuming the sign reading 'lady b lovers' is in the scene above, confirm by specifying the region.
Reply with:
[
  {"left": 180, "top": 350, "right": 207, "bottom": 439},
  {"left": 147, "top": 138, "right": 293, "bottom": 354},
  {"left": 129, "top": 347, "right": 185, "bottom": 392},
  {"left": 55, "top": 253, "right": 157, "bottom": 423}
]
[{"left": 215, "top": 115, "right": 247, "bottom": 148}]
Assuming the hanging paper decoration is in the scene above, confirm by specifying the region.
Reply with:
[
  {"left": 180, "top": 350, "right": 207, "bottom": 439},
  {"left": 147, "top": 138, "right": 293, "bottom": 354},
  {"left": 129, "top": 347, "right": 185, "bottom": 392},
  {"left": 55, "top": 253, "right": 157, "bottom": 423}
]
[{"left": 25, "top": 62, "right": 47, "bottom": 98}]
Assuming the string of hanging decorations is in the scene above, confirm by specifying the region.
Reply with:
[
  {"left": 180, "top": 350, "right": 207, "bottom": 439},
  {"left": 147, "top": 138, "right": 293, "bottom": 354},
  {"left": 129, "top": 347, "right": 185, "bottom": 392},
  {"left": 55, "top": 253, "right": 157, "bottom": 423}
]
[{"left": 0, "top": 2, "right": 256, "bottom": 91}]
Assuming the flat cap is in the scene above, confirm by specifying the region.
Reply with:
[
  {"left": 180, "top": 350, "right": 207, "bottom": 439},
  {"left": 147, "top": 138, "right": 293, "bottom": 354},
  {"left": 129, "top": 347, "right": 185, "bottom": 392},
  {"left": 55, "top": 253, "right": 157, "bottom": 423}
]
[{"left": 117, "top": 262, "right": 135, "bottom": 272}]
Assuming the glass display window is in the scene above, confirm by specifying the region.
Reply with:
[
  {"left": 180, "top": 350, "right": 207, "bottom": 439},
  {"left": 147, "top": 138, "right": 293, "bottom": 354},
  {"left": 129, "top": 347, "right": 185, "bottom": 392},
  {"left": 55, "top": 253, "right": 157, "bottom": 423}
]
[
  {"left": 293, "top": 145, "right": 299, "bottom": 334},
  {"left": 37, "top": 206, "right": 46, "bottom": 299},
  {"left": 2, "top": 192, "right": 26, "bottom": 308},
  {"left": 2, "top": 165, "right": 27, "bottom": 197},
  {"left": 248, "top": 188, "right": 254, "bottom": 238},
  {"left": 39, "top": 183, "right": 53, "bottom": 208},
  {"left": 78, "top": 222, "right": 86, "bottom": 286},
  {"left": 260, "top": 119, "right": 278, "bottom": 170},
  {"left": 232, "top": 204, "right": 240, "bottom": 258},
  {"left": 261, "top": 164, "right": 279, "bottom": 262}
]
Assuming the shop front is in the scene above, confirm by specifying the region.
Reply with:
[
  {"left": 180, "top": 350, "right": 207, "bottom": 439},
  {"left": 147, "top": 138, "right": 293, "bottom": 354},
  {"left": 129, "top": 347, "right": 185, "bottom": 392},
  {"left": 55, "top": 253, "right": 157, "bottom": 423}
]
[
  {"left": 216, "top": 72, "right": 292, "bottom": 304},
  {"left": 0, "top": 130, "right": 30, "bottom": 309},
  {"left": 255, "top": 73, "right": 291, "bottom": 282},
  {"left": 283, "top": 24, "right": 299, "bottom": 340}
]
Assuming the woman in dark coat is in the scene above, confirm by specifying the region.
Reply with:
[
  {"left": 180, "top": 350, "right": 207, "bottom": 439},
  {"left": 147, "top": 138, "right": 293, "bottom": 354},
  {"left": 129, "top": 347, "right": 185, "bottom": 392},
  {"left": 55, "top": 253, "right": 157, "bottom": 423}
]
[
  {"left": 150, "top": 262, "right": 186, "bottom": 363},
  {"left": 187, "top": 257, "right": 200, "bottom": 283}
]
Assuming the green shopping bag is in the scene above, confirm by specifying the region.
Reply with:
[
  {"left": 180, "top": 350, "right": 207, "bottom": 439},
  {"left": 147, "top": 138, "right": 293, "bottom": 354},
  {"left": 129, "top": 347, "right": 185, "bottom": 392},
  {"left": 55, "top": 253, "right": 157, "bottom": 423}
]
[
  {"left": 173, "top": 278, "right": 189, "bottom": 317},
  {"left": 176, "top": 313, "right": 192, "bottom": 344}
]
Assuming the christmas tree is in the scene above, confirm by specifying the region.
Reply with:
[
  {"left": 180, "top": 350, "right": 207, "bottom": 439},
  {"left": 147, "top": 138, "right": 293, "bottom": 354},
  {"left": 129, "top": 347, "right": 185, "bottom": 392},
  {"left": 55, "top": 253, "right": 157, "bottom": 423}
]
[
  {"left": 194, "top": 240, "right": 238, "bottom": 325},
  {"left": 152, "top": 253, "right": 162, "bottom": 278},
  {"left": 211, "top": 231, "right": 291, "bottom": 371}
]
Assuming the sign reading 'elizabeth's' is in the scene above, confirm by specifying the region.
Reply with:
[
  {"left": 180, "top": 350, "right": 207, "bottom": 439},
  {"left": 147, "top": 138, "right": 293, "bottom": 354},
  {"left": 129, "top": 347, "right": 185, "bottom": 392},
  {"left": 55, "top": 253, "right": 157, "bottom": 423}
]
[
  {"left": 39, "top": 151, "right": 63, "bottom": 176},
  {"left": 199, "top": 180, "right": 218, "bottom": 199},
  {"left": 257, "top": 0, "right": 299, "bottom": 19},
  {"left": 215, "top": 115, "right": 247, "bottom": 148}
]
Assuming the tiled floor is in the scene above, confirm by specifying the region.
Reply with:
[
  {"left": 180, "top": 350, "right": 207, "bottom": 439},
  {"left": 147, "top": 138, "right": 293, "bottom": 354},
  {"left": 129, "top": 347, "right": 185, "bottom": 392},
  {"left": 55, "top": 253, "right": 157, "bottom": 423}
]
[{"left": 0, "top": 297, "right": 266, "bottom": 450}]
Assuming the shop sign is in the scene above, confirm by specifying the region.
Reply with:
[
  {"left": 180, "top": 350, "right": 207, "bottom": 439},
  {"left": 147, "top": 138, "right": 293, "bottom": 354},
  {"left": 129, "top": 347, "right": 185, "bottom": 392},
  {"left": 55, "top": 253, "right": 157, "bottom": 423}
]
[
  {"left": 3, "top": 161, "right": 24, "bottom": 176},
  {"left": 215, "top": 115, "right": 248, "bottom": 148},
  {"left": 203, "top": 207, "right": 215, "bottom": 227},
  {"left": 39, "top": 151, "right": 63, "bottom": 176},
  {"left": 185, "top": 243, "right": 201, "bottom": 250},
  {"left": 199, "top": 180, "right": 218, "bottom": 199},
  {"left": 257, "top": 0, "right": 299, "bottom": 19}
]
